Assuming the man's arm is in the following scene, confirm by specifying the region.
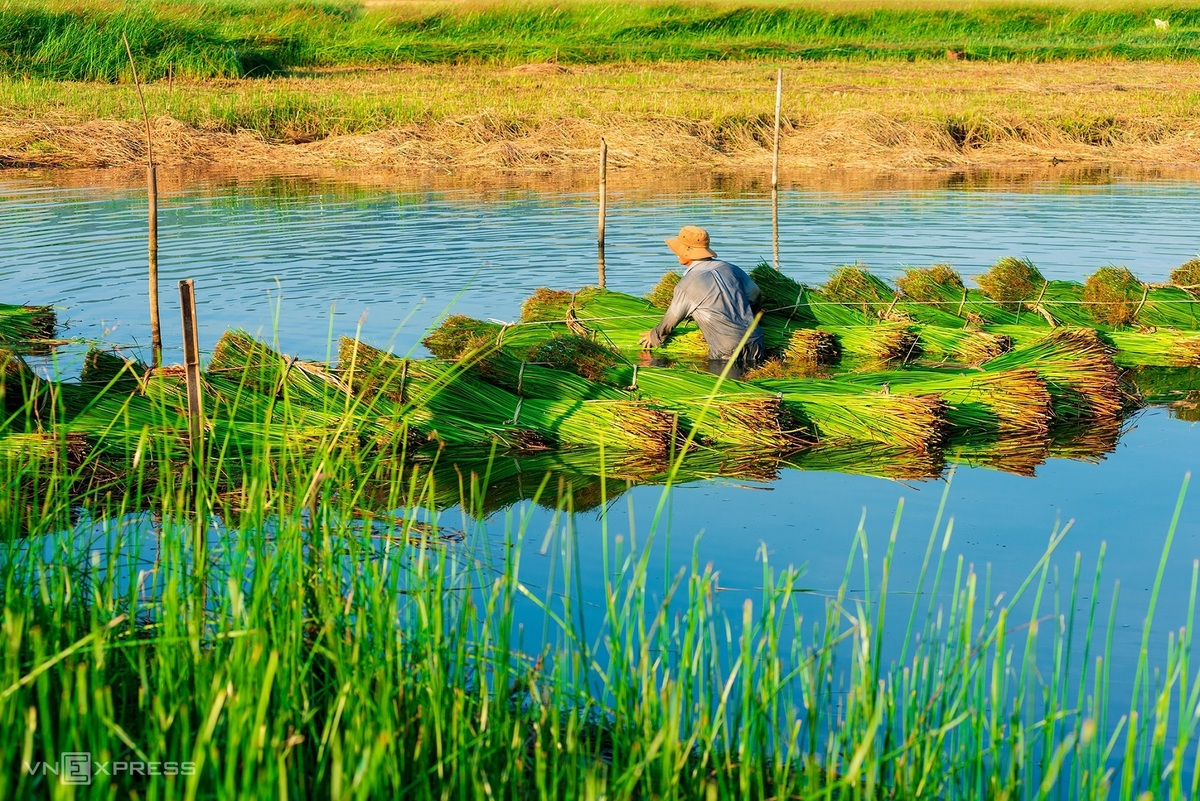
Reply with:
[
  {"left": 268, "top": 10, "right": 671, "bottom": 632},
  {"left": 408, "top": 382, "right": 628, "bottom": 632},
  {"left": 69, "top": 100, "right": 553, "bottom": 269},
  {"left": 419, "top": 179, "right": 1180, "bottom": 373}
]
[{"left": 640, "top": 278, "right": 696, "bottom": 347}]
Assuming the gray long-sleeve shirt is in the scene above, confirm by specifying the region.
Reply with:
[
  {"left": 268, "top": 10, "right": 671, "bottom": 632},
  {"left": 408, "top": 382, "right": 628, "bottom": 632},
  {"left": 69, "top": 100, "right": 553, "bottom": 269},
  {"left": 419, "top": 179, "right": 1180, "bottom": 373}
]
[{"left": 646, "top": 258, "right": 764, "bottom": 361}]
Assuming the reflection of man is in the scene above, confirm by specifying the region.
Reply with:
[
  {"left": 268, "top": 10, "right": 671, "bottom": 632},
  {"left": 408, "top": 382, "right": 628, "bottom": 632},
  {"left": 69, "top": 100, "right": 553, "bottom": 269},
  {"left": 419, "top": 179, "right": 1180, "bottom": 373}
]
[{"left": 638, "top": 225, "right": 764, "bottom": 375}]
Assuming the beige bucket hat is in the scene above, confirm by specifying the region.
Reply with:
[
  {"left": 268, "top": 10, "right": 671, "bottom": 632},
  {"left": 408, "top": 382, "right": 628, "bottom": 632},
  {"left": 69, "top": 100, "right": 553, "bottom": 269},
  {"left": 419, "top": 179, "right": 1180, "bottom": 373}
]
[{"left": 665, "top": 226, "right": 717, "bottom": 261}]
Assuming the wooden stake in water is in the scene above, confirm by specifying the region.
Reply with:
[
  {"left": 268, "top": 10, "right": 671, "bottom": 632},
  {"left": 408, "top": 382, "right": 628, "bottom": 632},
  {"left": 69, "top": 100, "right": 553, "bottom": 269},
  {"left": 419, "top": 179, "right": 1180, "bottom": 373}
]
[
  {"left": 772, "top": 187, "right": 780, "bottom": 270},
  {"left": 598, "top": 138, "right": 608, "bottom": 288},
  {"left": 123, "top": 33, "right": 162, "bottom": 368},
  {"left": 179, "top": 279, "right": 204, "bottom": 479}
]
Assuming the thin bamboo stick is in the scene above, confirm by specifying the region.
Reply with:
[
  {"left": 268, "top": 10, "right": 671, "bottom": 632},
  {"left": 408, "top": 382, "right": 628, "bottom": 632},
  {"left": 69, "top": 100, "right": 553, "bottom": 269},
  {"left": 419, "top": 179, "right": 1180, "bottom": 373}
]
[
  {"left": 771, "top": 68, "right": 782, "bottom": 189},
  {"left": 123, "top": 33, "right": 162, "bottom": 369},
  {"left": 598, "top": 138, "right": 607, "bottom": 287}
]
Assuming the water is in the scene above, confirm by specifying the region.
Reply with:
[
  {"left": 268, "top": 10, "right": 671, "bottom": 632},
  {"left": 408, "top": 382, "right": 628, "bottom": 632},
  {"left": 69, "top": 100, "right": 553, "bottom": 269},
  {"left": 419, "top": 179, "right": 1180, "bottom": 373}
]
[{"left": 2, "top": 170, "right": 1199, "bottom": 737}]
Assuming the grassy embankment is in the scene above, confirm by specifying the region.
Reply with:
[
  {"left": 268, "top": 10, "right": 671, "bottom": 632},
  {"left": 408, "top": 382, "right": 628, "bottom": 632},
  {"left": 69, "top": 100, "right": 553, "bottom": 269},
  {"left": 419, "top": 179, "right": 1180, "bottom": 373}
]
[
  {"left": 1, "top": 348, "right": 1198, "bottom": 798},
  {"left": 2, "top": 0, "right": 1200, "bottom": 170}
]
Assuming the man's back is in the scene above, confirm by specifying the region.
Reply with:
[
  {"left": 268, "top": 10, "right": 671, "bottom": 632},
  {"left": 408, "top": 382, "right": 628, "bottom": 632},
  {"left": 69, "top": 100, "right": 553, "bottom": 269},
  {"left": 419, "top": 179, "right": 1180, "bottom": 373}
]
[{"left": 652, "top": 258, "right": 763, "bottom": 361}]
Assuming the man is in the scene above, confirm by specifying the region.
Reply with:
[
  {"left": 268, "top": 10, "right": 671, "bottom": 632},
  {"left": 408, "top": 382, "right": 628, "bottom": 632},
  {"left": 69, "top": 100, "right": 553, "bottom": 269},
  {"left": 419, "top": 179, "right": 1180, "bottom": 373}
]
[{"left": 638, "top": 225, "right": 764, "bottom": 374}]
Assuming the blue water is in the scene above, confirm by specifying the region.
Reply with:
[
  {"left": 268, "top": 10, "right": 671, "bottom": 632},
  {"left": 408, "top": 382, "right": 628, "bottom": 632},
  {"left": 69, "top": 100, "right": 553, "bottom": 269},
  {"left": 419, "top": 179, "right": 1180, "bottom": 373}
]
[{"left": 2, "top": 170, "right": 1199, "bottom": 771}]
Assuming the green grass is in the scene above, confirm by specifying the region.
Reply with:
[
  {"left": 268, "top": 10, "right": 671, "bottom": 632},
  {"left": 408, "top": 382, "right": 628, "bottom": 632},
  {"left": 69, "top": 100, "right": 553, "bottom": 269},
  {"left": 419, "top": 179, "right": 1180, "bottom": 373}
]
[
  {"left": 6, "top": 0, "right": 1200, "bottom": 81},
  {"left": 2, "top": 367, "right": 1199, "bottom": 796}
]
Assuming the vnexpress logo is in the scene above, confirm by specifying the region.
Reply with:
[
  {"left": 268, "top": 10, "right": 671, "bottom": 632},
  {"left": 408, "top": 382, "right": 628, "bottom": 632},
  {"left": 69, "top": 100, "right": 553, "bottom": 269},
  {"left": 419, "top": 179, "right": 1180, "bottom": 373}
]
[{"left": 24, "top": 753, "right": 197, "bottom": 784}]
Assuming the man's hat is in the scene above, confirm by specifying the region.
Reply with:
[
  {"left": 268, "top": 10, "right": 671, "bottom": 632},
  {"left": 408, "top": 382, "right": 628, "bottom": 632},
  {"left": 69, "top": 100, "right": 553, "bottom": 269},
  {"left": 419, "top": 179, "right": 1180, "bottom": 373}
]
[{"left": 665, "top": 226, "right": 716, "bottom": 261}]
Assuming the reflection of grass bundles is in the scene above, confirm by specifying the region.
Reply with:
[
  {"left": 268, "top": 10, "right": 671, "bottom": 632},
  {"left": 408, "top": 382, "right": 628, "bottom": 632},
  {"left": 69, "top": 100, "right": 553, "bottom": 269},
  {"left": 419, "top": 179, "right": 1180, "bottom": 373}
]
[
  {"left": 981, "top": 329, "right": 1124, "bottom": 421},
  {"left": 1049, "top": 418, "right": 1124, "bottom": 464},
  {"left": 827, "top": 367, "right": 1053, "bottom": 438},
  {"left": 753, "top": 377, "right": 948, "bottom": 452},
  {"left": 344, "top": 338, "right": 676, "bottom": 455},
  {"left": 788, "top": 442, "right": 945, "bottom": 481},
  {"left": 948, "top": 434, "right": 1050, "bottom": 478},
  {"left": 601, "top": 364, "right": 810, "bottom": 451},
  {"left": 0, "top": 303, "right": 56, "bottom": 344}
]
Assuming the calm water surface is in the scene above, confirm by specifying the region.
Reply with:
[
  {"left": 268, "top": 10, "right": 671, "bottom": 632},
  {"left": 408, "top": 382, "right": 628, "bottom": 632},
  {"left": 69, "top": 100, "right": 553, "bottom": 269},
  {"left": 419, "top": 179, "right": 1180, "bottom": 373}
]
[{"left": 2, "top": 171, "right": 1199, "bottom": 715}]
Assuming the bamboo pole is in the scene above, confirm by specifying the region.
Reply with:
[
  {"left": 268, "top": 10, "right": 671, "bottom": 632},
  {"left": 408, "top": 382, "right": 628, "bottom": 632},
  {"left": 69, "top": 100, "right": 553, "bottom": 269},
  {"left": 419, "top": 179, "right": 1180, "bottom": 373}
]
[
  {"left": 771, "top": 68, "right": 783, "bottom": 269},
  {"left": 123, "top": 34, "right": 162, "bottom": 368},
  {"left": 598, "top": 138, "right": 607, "bottom": 288},
  {"left": 771, "top": 68, "right": 782, "bottom": 190}
]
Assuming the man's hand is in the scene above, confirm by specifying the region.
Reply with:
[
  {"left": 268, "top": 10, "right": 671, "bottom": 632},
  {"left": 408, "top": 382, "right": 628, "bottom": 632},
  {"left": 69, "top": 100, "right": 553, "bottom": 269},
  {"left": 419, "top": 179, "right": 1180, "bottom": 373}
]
[{"left": 637, "top": 332, "right": 656, "bottom": 350}]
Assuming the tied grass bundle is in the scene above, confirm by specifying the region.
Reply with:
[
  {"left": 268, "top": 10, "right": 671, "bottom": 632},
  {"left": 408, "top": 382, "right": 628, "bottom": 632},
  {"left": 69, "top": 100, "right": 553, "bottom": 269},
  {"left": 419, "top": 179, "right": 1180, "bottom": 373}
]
[
  {"left": 829, "top": 367, "right": 1053, "bottom": 438},
  {"left": 1083, "top": 266, "right": 1143, "bottom": 327},
  {"left": 1, "top": 348, "right": 40, "bottom": 418},
  {"left": 754, "top": 378, "right": 949, "bottom": 453},
  {"left": 822, "top": 264, "right": 895, "bottom": 315},
  {"left": 828, "top": 324, "right": 922, "bottom": 365},
  {"left": 915, "top": 326, "right": 1013, "bottom": 366},
  {"left": 0, "top": 303, "right": 56, "bottom": 344},
  {"left": 523, "top": 288, "right": 712, "bottom": 358},
  {"left": 1105, "top": 330, "right": 1200, "bottom": 368},
  {"left": 343, "top": 339, "right": 677, "bottom": 456},
  {"left": 981, "top": 328, "right": 1124, "bottom": 421},
  {"left": 896, "top": 264, "right": 964, "bottom": 302},
  {"left": 601, "top": 365, "right": 810, "bottom": 452},
  {"left": 1172, "top": 257, "right": 1200, "bottom": 296},
  {"left": 782, "top": 329, "right": 840, "bottom": 366},
  {"left": 209, "top": 330, "right": 355, "bottom": 413},
  {"left": 527, "top": 335, "right": 622, "bottom": 381},
  {"left": 750, "top": 264, "right": 816, "bottom": 322},
  {"left": 977, "top": 257, "right": 1045, "bottom": 310},
  {"left": 81, "top": 348, "right": 144, "bottom": 393},
  {"left": 646, "top": 271, "right": 681, "bottom": 310}
]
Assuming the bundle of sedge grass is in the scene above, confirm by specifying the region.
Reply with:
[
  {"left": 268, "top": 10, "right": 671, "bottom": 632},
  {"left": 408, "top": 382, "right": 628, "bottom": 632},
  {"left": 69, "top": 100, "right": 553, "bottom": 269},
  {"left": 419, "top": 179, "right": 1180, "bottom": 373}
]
[
  {"left": 827, "top": 366, "right": 1053, "bottom": 437},
  {"left": 752, "top": 377, "right": 949, "bottom": 452},
  {"left": 0, "top": 303, "right": 56, "bottom": 344},
  {"left": 1172, "top": 257, "right": 1200, "bottom": 297},
  {"left": 599, "top": 364, "right": 811, "bottom": 452},
  {"left": 1, "top": 348, "right": 41, "bottom": 418},
  {"left": 646, "top": 271, "right": 681, "bottom": 310},
  {"left": 80, "top": 348, "right": 144, "bottom": 393},
  {"left": 898, "top": 264, "right": 1036, "bottom": 326},
  {"left": 980, "top": 328, "right": 1124, "bottom": 421},
  {"left": 209, "top": 330, "right": 356, "bottom": 413},
  {"left": 342, "top": 338, "right": 678, "bottom": 456},
  {"left": 912, "top": 325, "right": 1012, "bottom": 366},
  {"left": 1103, "top": 329, "right": 1200, "bottom": 368}
]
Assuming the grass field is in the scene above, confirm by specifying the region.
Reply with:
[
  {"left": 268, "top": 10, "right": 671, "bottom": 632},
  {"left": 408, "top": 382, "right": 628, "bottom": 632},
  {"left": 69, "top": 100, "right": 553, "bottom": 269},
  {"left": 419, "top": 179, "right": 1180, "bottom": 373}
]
[{"left": 5, "top": 0, "right": 1200, "bottom": 81}]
